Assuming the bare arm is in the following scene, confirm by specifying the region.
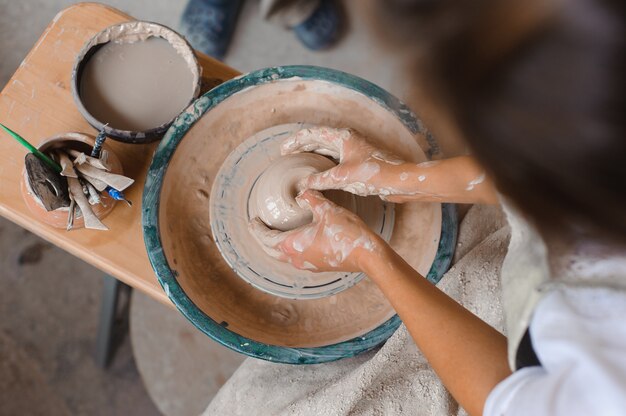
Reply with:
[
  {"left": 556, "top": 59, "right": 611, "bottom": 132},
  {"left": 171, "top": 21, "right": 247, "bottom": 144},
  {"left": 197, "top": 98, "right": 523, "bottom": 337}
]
[
  {"left": 251, "top": 190, "right": 511, "bottom": 416},
  {"left": 253, "top": 129, "right": 508, "bottom": 414},
  {"left": 367, "top": 156, "right": 497, "bottom": 204},
  {"left": 282, "top": 127, "right": 498, "bottom": 205},
  {"left": 363, "top": 244, "right": 511, "bottom": 416}
]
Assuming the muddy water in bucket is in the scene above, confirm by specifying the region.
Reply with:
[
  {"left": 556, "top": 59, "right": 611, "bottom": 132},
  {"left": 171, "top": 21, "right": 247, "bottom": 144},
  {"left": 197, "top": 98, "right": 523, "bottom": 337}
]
[{"left": 79, "top": 37, "right": 195, "bottom": 132}]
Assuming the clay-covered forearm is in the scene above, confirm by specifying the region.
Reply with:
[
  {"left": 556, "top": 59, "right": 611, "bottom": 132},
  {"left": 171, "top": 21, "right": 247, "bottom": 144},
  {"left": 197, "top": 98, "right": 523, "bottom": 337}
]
[
  {"left": 362, "top": 247, "right": 511, "bottom": 416},
  {"left": 287, "top": 128, "right": 498, "bottom": 204},
  {"left": 384, "top": 156, "right": 499, "bottom": 204}
]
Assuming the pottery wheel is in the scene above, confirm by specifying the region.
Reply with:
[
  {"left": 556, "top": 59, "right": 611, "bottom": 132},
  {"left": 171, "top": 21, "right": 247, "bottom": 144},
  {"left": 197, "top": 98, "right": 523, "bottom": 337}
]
[
  {"left": 155, "top": 75, "right": 444, "bottom": 349},
  {"left": 210, "top": 123, "right": 395, "bottom": 299}
]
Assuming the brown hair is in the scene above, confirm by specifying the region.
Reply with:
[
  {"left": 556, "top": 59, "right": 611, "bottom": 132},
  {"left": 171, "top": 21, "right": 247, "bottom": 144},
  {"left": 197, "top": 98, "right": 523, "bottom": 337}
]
[{"left": 374, "top": 0, "right": 626, "bottom": 238}]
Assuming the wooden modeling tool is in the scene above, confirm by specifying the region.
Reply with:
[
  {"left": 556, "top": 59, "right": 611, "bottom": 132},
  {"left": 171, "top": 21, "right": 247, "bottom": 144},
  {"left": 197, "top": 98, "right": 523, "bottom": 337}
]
[
  {"left": 57, "top": 151, "right": 78, "bottom": 178},
  {"left": 66, "top": 197, "right": 76, "bottom": 231},
  {"left": 56, "top": 150, "right": 105, "bottom": 230},
  {"left": 68, "top": 149, "right": 110, "bottom": 170},
  {"left": 67, "top": 176, "right": 108, "bottom": 230},
  {"left": 79, "top": 173, "right": 108, "bottom": 191},
  {"left": 74, "top": 163, "right": 134, "bottom": 191},
  {"left": 85, "top": 182, "right": 102, "bottom": 206}
]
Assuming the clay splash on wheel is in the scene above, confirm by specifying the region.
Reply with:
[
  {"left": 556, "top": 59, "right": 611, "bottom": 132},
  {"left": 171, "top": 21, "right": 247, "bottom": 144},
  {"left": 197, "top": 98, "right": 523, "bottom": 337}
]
[{"left": 210, "top": 123, "right": 395, "bottom": 299}]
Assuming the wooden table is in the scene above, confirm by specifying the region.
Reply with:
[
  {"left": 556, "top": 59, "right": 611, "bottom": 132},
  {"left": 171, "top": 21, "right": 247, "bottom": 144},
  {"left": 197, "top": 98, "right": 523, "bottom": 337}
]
[{"left": 0, "top": 3, "right": 239, "bottom": 306}]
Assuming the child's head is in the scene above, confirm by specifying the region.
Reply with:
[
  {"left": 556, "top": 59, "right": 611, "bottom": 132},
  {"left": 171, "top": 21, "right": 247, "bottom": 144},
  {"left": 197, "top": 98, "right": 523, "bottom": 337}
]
[{"left": 374, "top": 0, "right": 625, "bottom": 239}]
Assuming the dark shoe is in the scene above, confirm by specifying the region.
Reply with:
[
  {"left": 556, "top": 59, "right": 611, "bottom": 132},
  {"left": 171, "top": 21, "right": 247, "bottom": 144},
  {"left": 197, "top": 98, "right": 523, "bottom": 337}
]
[
  {"left": 293, "top": 0, "right": 342, "bottom": 51},
  {"left": 180, "top": 0, "right": 244, "bottom": 60}
]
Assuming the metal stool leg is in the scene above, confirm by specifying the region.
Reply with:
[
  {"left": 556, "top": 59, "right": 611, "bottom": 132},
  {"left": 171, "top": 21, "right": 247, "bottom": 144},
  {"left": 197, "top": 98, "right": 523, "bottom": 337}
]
[{"left": 95, "top": 275, "right": 131, "bottom": 368}]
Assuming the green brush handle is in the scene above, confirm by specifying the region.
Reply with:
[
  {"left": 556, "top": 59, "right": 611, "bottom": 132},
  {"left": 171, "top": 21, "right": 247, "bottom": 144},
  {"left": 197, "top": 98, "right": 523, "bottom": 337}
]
[{"left": 0, "top": 123, "right": 62, "bottom": 173}]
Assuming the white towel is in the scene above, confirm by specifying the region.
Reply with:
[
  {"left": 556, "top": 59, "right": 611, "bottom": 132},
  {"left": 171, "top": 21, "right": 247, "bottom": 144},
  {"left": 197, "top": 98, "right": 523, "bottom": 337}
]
[{"left": 203, "top": 204, "right": 510, "bottom": 416}]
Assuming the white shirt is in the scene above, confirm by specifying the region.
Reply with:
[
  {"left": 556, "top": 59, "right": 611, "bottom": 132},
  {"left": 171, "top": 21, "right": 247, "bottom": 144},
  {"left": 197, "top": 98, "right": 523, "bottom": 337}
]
[{"left": 484, "top": 286, "right": 626, "bottom": 416}]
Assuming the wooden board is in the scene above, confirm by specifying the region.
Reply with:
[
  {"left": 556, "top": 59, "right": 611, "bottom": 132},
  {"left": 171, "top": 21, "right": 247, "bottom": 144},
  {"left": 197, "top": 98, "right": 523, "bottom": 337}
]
[{"left": 0, "top": 3, "right": 240, "bottom": 306}]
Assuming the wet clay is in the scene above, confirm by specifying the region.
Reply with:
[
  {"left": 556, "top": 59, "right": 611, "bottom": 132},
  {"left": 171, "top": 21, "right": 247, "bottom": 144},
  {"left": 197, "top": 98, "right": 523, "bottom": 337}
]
[
  {"left": 251, "top": 153, "right": 346, "bottom": 231},
  {"left": 79, "top": 37, "right": 195, "bottom": 132},
  {"left": 212, "top": 123, "right": 389, "bottom": 299},
  {"left": 160, "top": 79, "right": 442, "bottom": 348}
]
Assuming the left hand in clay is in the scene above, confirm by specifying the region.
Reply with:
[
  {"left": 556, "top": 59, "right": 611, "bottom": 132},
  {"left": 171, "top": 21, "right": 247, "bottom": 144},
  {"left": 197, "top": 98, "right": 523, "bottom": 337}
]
[{"left": 249, "top": 190, "right": 385, "bottom": 272}]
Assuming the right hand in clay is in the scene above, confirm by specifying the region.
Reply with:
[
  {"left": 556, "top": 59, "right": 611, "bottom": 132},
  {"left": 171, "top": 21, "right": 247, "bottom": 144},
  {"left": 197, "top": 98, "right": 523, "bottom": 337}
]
[
  {"left": 248, "top": 190, "right": 386, "bottom": 273},
  {"left": 283, "top": 127, "right": 499, "bottom": 205},
  {"left": 281, "top": 127, "right": 408, "bottom": 200}
]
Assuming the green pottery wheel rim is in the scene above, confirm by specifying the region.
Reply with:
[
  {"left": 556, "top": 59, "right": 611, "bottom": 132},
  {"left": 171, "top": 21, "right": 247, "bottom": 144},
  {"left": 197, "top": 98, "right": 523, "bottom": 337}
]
[{"left": 142, "top": 65, "right": 458, "bottom": 364}]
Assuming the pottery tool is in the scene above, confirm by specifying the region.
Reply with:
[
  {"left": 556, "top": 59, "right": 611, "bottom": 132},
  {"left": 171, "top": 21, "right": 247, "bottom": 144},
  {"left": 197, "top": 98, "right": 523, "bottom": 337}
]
[
  {"left": 0, "top": 123, "right": 61, "bottom": 173},
  {"left": 74, "top": 163, "right": 134, "bottom": 191},
  {"left": 59, "top": 158, "right": 103, "bottom": 230},
  {"left": 0, "top": 123, "right": 70, "bottom": 211},
  {"left": 68, "top": 149, "right": 110, "bottom": 170},
  {"left": 90, "top": 124, "right": 108, "bottom": 158},
  {"left": 24, "top": 153, "right": 70, "bottom": 211},
  {"left": 1, "top": 122, "right": 135, "bottom": 230},
  {"left": 76, "top": 164, "right": 135, "bottom": 207},
  {"left": 57, "top": 151, "right": 78, "bottom": 178},
  {"left": 85, "top": 182, "right": 102, "bottom": 206},
  {"left": 67, "top": 176, "right": 108, "bottom": 230},
  {"left": 88, "top": 134, "right": 132, "bottom": 207},
  {"left": 79, "top": 173, "right": 108, "bottom": 191},
  {"left": 106, "top": 186, "right": 132, "bottom": 207},
  {"left": 53, "top": 149, "right": 110, "bottom": 230},
  {"left": 66, "top": 197, "right": 76, "bottom": 231},
  {"left": 0, "top": 125, "right": 104, "bottom": 228},
  {"left": 64, "top": 146, "right": 135, "bottom": 225}
]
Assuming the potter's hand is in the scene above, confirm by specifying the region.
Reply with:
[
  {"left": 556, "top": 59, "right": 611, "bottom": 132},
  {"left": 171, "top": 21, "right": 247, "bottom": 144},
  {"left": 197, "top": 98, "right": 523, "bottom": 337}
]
[
  {"left": 249, "top": 190, "right": 384, "bottom": 272},
  {"left": 283, "top": 127, "right": 499, "bottom": 205},
  {"left": 281, "top": 127, "right": 407, "bottom": 200}
]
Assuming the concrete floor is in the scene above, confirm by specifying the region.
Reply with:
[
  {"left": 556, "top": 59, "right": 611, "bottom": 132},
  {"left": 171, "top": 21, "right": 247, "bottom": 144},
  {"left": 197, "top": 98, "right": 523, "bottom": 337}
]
[
  {"left": 0, "top": 1, "right": 423, "bottom": 415},
  {"left": 0, "top": 221, "right": 159, "bottom": 415},
  {"left": 0, "top": 1, "right": 404, "bottom": 92},
  {"left": 130, "top": 291, "right": 246, "bottom": 416}
]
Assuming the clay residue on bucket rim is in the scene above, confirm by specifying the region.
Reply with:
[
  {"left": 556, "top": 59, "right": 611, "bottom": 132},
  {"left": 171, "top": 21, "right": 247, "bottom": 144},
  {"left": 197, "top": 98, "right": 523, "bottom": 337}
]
[
  {"left": 72, "top": 21, "right": 202, "bottom": 136},
  {"left": 85, "top": 21, "right": 201, "bottom": 93}
]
